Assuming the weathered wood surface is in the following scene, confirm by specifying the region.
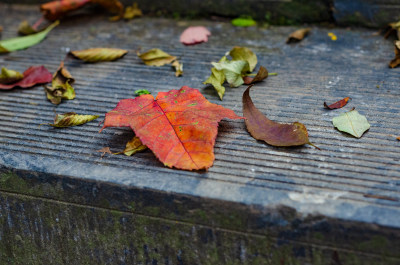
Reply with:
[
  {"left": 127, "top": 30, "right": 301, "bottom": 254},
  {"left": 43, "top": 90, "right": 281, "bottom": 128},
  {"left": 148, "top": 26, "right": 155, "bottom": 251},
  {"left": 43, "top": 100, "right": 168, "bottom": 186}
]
[{"left": 1, "top": 4, "right": 400, "bottom": 264}]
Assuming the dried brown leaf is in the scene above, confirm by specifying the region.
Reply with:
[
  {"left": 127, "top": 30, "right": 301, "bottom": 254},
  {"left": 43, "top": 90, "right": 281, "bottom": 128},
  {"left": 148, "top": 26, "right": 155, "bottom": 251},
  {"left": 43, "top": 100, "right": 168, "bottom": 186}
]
[
  {"left": 243, "top": 66, "right": 269, "bottom": 85},
  {"left": 389, "top": 41, "right": 400, "bottom": 68},
  {"left": 243, "top": 85, "right": 313, "bottom": 147},
  {"left": 286, "top": 28, "right": 311, "bottom": 44}
]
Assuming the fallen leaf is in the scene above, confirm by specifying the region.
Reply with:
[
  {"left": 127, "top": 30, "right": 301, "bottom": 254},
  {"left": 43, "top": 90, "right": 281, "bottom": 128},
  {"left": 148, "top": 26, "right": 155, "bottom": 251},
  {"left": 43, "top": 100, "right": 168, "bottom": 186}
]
[
  {"left": 243, "top": 66, "right": 269, "bottom": 85},
  {"left": 135, "top": 89, "right": 151, "bottom": 96},
  {"left": 203, "top": 67, "right": 226, "bottom": 100},
  {"left": 70, "top": 48, "right": 128, "bottom": 62},
  {"left": 212, "top": 60, "right": 248, "bottom": 87},
  {"left": 243, "top": 85, "right": 312, "bottom": 147},
  {"left": 0, "top": 26, "right": 2, "bottom": 33},
  {"left": 286, "top": 28, "right": 311, "bottom": 44},
  {"left": 332, "top": 110, "right": 370, "bottom": 138},
  {"left": 96, "top": 147, "right": 112, "bottom": 158},
  {"left": 92, "top": 0, "right": 124, "bottom": 21},
  {"left": 137, "top": 48, "right": 177, "bottom": 66},
  {"left": 397, "top": 136, "right": 400, "bottom": 141},
  {"left": 0, "top": 21, "right": 59, "bottom": 53},
  {"left": 0, "top": 66, "right": 52, "bottom": 90},
  {"left": 123, "top": 2, "right": 142, "bottom": 20},
  {"left": 47, "top": 112, "right": 99, "bottom": 127},
  {"left": 324, "top": 97, "right": 350, "bottom": 110},
  {"left": 171, "top": 60, "right": 183, "bottom": 77},
  {"left": 119, "top": 136, "right": 147, "bottom": 156},
  {"left": 231, "top": 16, "right": 256, "bottom": 27},
  {"left": 100, "top": 86, "right": 244, "bottom": 170},
  {"left": 180, "top": 26, "right": 211, "bottom": 45},
  {"left": 0, "top": 67, "right": 24, "bottom": 84},
  {"left": 328, "top": 32, "right": 337, "bottom": 41},
  {"left": 389, "top": 41, "right": 400, "bottom": 68},
  {"left": 41, "top": 0, "right": 91, "bottom": 20},
  {"left": 44, "top": 61, "right": 76, "bottom": 104},
  {"left": 229, "top": 46, "right": 257, "bottom": 72}
]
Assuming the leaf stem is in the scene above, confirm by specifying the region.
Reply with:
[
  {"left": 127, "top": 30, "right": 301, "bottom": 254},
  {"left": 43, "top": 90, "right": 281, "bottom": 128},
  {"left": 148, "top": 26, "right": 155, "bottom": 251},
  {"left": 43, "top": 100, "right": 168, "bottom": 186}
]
[
  {"left": 307, "top": 142, "right": 321, "bottom": 150},
  {"left": 269, "top": 73, "right": 278, "bottom": 76}
]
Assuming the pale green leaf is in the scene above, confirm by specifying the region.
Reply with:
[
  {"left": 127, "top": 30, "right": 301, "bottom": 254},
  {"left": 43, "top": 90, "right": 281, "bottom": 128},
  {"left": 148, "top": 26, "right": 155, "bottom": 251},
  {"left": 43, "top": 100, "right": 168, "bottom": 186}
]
[
  {"left": 332, "top": 110, "right": 370, "bottom": 138},
  {"left": 0, "top": 21, "right": 59, "bottom": 53},
  {"left": 203, "top": 67, "right": 226, "bottom": 100},
  {"left": 229, "top": 46, "right": 257, "bottom": 72},
  {"left": 212, "top": 60, "right": 248, "bottom": 87}
]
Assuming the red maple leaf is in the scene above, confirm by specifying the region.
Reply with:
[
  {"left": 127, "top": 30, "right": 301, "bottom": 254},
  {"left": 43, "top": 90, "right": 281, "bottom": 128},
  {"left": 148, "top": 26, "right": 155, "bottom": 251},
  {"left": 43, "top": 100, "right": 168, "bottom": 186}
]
[
  {"left": 0, "top": 66, "right": 52, "bottom": 90},
  {"left": 100, "top": 86, "right": 243, "bottom": 170}
]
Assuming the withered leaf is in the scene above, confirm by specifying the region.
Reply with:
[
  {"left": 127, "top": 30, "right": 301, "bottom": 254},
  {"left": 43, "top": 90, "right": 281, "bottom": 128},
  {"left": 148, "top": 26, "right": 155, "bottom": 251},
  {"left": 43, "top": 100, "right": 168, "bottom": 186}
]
[
  {"left": 0, "top": 67, "right": 24, "bottom": 84},
  {"left": 70, "top": 48, "right": 128, "bottom": 62},
  {"left": 137, "top": 48, "right": 177, "bottom": 66},
  {"left": 123, "top": 3, "right": 142, "bottom": 20},
  {"left": 332, "top": 110, "right": 370, "bottom": 138},
  {"left": 384, "top": 21, "right": 400, "bottom": 39},
  {"left": 92, "top": 0, "right": 125, "bottom": 21},
  {"left": 41, "top": 0, "right": 91, "bottom": 21},
  {"left": 18, "top": 21, "right": 39, "bottom": 35},
  {"left": 243, "top": 66, "right": 269, "bottom": 85},
  {"left": 135, "top": 89, "right": 151, "bottom": 96},
  {"left": 47, "top": 112, "right": 99, "bottom": 127},
  {"left": 389, "top": 41, "right": 400, "bottom": 68},
  {"left": 324, "top": 97, "right": 350, "bottom": 110},
  {"left": 45, "top": 61, "right": 76, "bottom": 105},
  {"left": 0, "top": 66, "right": 52, "bottom": 90},
  {"left": 243, "top": 85, "right": 312, "bottom": 147},
  {"left": 286, "top": 28, "right": 311, "bottom": 44},
  {"left": 171, "top": 60, "right": 183, "bottom": 77},
  {"left": 116, "top": 136, "right": 147, "bottom": 156}
]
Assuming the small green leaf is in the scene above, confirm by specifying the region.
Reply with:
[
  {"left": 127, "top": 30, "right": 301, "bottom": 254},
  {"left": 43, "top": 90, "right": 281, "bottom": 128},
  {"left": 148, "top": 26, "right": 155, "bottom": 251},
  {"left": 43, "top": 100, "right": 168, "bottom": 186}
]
[
  {"left": 212, "top": 60, "right": 248, "bottom": 87},
  {"left": 135, "top": 89, "right": 151, "bottom": 96},
  {"left": 47, "top": 112, "right": 99, "bottom": 128},
  {"left": 332, "top": 110, "right": 370, "bottom": 138},
  {"left": 231, "top": 16, "right": 256, "bottom": 27},
  {"left": 0, "top": 20, "right": 59, "bottom": 53},
  {"left": 0, "top": 67, "right": 24, "bottom": 84},
  {"left": 70, "top": 48, "right": 128, "bottom": 62},
  {"left": 229, "top": 46, "right": 257, "bottom": 72},
  {"left": 137, "top": 48, "right": 177, "bottom": 66}
]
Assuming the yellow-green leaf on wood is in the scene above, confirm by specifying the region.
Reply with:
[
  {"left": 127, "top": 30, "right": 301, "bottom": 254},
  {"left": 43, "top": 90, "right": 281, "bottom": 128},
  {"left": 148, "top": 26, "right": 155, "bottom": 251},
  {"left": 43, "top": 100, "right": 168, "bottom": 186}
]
[
  {"left": 137, "top": 48, "right": 177, "bottom": 66},
  {"left": 229, "top": 46, "right": 257, "bottom": 72},
  {"left": 70, "top": 48, "right": 128, "bottom": 62},
  {"left": 0, "top": 67, "right": 24, "bottom": 84},
  {"left": 203, "top": 56, "right": 227, "bottom": 100},
  {"left": 120, "top": 136, "right": 147, "bottom": 156},
  {"left": 124, "top": 2, "right": 142, "bottom": 20},
  {"left": 332, "top": 110, "right": 370, "bottom": 138},
  {"left": 47, "top": 112, "right": 99, "bottom": 127},
  {"left": 212, "top": 60, "right": 248, "bottom": 87},
  {"left": 44, "top": 61, "right": 76, "bottom": 105},
  {"left": 0, "top": 20, "right": 59, "bottom": 53}
]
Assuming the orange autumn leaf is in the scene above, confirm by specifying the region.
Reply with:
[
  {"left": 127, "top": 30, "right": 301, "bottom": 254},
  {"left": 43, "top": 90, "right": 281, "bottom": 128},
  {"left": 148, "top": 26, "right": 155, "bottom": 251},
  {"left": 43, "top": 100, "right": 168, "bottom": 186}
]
[
  {"left": 324, "top": 97, "right": 350, "bottom": 110},
  {"left": 100, "top": 86, "right": 243, "bottom": 170},
  {"left": 41, "top": 0, "right": 91, "bottom": 21}
]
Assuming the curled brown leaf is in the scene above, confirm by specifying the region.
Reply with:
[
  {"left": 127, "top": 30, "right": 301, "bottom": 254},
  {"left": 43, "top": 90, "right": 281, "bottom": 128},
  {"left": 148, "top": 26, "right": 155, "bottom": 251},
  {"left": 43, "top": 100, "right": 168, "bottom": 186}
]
[
  {"left": 243, "top": 66, "right": 269, "bottom": 85},
  {"left": 389, "top": 41, "right": 400, "bottom": 68},
  {"left": 286, "top": 28, "right": 311, "bottom": 44},
  {"left": 243, "top": 85, "right": 315, "bottom": 148}
]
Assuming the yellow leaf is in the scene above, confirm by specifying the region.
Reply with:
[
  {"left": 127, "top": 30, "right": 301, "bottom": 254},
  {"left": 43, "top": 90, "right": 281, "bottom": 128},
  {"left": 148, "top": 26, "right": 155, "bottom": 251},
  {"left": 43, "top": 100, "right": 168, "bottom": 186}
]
[{"left": 70, "top": 48, "right": 128, "bottom": 62}]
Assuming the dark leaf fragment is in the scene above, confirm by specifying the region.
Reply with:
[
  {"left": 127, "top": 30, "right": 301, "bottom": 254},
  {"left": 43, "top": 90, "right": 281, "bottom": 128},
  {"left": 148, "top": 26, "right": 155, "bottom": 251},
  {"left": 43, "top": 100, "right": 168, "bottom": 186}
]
[{"left": 243, "top": 66, "right": 269, "bottom": 85}]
